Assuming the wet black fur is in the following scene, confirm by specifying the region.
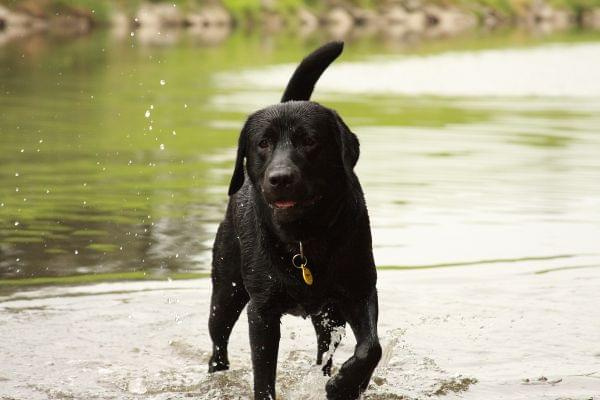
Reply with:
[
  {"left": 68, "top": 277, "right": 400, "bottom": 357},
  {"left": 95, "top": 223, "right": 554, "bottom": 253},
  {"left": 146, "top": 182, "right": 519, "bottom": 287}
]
[{"left": 208, "top": 42, "right": 381, "bottom": 400}]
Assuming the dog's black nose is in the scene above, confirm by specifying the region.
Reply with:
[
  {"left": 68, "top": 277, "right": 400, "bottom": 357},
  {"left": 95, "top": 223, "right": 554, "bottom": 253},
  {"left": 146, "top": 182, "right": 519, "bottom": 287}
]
[{"left": 268, "top": 169, "right": 296, "bottom": 188}]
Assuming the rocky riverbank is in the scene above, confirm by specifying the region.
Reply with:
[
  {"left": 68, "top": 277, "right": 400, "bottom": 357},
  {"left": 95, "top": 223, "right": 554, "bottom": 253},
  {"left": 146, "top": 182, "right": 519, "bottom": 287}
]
[{"left": 1, "top": 0, "right": 600, "bottom": 47}]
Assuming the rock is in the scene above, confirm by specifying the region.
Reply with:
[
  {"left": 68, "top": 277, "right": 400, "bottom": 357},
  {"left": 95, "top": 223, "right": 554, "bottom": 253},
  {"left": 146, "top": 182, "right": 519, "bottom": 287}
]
[
  {"left": 482, "top": 8, "right": 509, "bottom": 29},
  {"left": 382, "top": 6, "right": 426, "bottom": 33},
  {"left": 297, "top": 8, "right": 318, "bottom": 29},
  {"left": 185, "top": 6, "right": 232, "bottom": 28},
  {"left": 381, "top": 23, "right": 409, "bottom": 39},
  {"left": 384, "top": 5, "right": 409, "bottom": 24},
  {"left": 533, "top": 0, "right": 555, "bottom": 21},
  {"left": 323, "top": 7, "right": 354, "bottom": 38},
  {"left": 296, "top": 8, "right": 318, "bottom": 37},
  {"left": 346, "top": 16, "right": 379, "bottom": 40},
  {"left": 406, "top": 10, "right": 426, "bottom": 32},
  {"left": 582, "top": 8, "right": 600, "bottom": 30},
  {"left": 0, "top": 4, "right": 40, "bottom": 29},
  {"left": 423, "top": 5, "right": 476, "bottom": 37},
  {"left": 0, "top": 5, "right": 8, "bottom": 30},
  {"left": 350, "top": 7, "right": 379, "bottom": 26},
  {"left": 261, "top": 11, "right": 285, "bottom": 32},
  {"left": 135, "top": 3, "right": 184, "bottom": 28},
  {"left": 522, "top": 0, "right": 574, "bottom": 32},
  {"left": 324, "top": 7, "right": 353, "bottom": 28},
  {"left": 552, "top": 9, "right": 573, "bottom": 30},
  {"left": 0, "top": 4, "right": 47, "bottom": 46}
]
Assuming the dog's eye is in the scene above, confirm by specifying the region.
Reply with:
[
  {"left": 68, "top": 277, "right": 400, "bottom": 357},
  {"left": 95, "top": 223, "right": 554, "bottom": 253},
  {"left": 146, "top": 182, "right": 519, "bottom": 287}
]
[
  {"left": 302, "top": 137, "right": 316, "bottom": 147},
  {"left": 258, "top": 139, "right": 270, "bottom": 149}
]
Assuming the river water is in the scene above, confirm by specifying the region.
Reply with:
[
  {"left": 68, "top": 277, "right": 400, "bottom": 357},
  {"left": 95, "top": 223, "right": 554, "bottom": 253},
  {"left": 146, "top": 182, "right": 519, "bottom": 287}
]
[{"left": 1, "top": 30, "right": 599, "bottom": 399}]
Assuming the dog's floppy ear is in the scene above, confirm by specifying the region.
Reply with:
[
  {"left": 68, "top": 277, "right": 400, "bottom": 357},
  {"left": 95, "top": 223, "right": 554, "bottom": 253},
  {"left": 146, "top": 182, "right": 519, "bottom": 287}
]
[
  {"left": 227, "top": 121, "right": 250, "bottom": 196},
  {"left": 332, "top": 111, "right": 359, "bottom": 172}
]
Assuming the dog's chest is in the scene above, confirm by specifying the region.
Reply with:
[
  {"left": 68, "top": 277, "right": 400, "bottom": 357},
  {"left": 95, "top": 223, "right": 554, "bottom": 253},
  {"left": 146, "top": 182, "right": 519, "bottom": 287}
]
[{"left": 272, "top": 256, "right": 339, "bottom": 316}]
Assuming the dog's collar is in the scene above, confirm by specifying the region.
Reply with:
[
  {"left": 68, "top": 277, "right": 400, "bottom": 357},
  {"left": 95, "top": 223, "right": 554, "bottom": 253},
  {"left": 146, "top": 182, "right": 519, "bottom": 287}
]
[{"left": 292, "top": 241, "right": 313, "bottom": 285}]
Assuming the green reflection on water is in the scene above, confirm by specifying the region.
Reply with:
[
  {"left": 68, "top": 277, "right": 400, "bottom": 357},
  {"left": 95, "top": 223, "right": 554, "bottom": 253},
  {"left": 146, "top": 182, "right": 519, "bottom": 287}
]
[{"left": 1, "top": 29, "right": 599, "bottom": 281}]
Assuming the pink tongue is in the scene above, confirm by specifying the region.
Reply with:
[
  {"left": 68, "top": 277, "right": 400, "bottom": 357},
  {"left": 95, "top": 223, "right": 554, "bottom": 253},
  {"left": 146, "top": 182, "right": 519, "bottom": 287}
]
[{"left": 274, "top": 200, "right": 296, "bottom": 209}]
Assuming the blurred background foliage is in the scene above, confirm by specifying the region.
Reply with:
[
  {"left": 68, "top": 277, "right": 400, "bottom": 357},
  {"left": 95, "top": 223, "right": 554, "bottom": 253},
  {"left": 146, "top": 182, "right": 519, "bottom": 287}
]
[{"left": 2, "top": 0, "right": 600, "bottom": 24}]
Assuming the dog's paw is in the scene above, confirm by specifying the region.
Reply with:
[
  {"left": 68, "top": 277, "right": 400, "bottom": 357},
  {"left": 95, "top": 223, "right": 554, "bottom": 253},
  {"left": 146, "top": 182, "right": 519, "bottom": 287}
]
[
  {"left": 208, "top": 356, "right": 229, "bottom": 373},
  {"left": 325, "top": 374, "right": 361, "bottom": 400}
]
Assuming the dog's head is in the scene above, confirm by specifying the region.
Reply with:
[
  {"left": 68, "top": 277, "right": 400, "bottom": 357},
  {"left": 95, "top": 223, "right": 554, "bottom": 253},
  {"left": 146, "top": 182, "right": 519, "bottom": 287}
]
[
  {"left": 226, "top": 42, "right": 358, "bottom": 226},
  {"left": 228, "top": 101, "right": 358, "bottom": 223}
]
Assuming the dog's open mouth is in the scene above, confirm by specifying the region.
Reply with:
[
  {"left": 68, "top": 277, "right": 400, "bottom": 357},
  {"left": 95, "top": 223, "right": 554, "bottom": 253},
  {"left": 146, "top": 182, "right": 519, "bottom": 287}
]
[
  {"left": 269, "top": 196, "right": 321, "bottom": 210},
  {"left": 273, "top": 200, "right": 297, "bottom": 209}
]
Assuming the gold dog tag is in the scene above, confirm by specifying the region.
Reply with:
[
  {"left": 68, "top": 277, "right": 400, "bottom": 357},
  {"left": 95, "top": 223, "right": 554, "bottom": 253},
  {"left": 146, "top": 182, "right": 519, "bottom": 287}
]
[
  {"left": 301, "top": 265, "right": 313, "bottom": 285},
  {"left": 292, "top": 252, "right": 313, "bottom": 286}
]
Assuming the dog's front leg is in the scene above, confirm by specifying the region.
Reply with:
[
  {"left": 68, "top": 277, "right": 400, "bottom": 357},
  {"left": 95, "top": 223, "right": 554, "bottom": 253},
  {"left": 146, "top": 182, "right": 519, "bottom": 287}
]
[
  {"left": 326, "top": 289, "right": 381, "bottom": 400},
  {"left": 248, "top": 300, "right": 281, "bottom": 400}
]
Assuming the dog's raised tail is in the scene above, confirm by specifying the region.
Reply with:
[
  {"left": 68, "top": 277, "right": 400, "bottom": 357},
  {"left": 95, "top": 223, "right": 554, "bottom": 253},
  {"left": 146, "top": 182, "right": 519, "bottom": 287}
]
[{"left": 281, "top": 41, "right": 343, "bottom": 103}]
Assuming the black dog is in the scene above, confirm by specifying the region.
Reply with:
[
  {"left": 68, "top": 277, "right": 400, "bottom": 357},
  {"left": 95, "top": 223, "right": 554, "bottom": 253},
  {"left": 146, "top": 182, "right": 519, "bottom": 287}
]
[{"left": 208, "top": 42, "right": 381, "bottom": 400}]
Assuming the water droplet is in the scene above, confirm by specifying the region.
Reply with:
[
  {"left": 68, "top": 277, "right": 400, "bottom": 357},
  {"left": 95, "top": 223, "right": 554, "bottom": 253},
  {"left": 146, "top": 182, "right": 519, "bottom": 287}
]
[
  {"left": 15, "top": 172, "right": 19, "bottom": 177},
  {"left": 74, "top": 250, "right": 79, "bottom": 255},
  {"left": 130, "top": 31, "right": 135, "bottom": 37},
  {"left": 160, "top": 79, "right": 166, "bottom": 86},
  {"left": 14, "top": 221, "right": 19, "bottom": 226},
  {"left": 159, "top": 144, "right": 165, "bottom": 151},
  {"left": 144, "top": 110, "right": 150, "bottom": 118},
  {"left": 184, "top": 103, "right": 188, "bottom": 108},
  {"left": 172, "top": 130, "right": 176, "bottom": 135}
]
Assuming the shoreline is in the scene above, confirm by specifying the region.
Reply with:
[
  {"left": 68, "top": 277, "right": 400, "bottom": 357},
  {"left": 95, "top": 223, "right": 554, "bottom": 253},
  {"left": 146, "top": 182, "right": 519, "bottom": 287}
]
[{"left": 1, "top": 1, "right": 600, "bottom": 47}]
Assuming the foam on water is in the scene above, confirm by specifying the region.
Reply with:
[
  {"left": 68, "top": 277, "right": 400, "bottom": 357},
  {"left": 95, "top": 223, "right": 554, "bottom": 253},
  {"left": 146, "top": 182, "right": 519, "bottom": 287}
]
[{"left": 2, "top": 263, "right": 599, "bottom": 399}]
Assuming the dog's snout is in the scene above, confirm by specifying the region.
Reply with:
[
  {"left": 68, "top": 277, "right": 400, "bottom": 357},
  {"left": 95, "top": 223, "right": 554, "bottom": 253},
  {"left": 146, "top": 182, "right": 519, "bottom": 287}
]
[{"left": 267, "top": 168, "right": 296, "bottom": 189}]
